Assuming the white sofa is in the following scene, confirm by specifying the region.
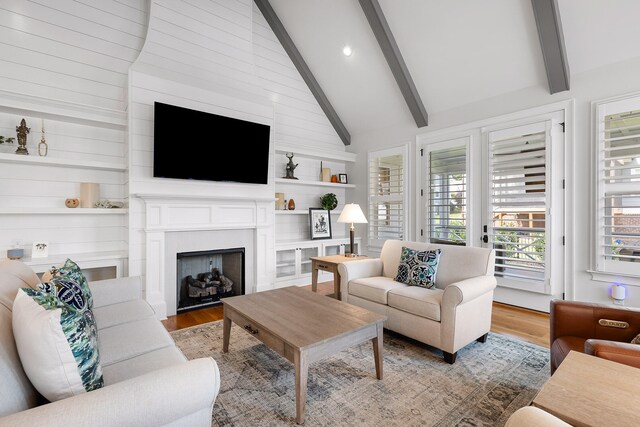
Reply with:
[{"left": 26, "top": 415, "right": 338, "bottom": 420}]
[
  {"left": 338, "top": 240, "right": 497, "bottom": 363},
  {"left": 0, "top": 260, "right": 220, "bottom": 426}
]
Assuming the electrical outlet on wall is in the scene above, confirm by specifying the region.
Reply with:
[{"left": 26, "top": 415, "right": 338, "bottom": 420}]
[{"left": 613, "top": 298, "right": 625, "bottom": 306}]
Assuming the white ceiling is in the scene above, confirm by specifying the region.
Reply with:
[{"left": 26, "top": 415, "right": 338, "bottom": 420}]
[{"left": 268, "top": 0, "right": 640, "bottom": 138}]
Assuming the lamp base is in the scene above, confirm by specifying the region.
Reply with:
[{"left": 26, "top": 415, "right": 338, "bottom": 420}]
[{"left": 344, "top": 253, "right": 359, "bottom": 258}]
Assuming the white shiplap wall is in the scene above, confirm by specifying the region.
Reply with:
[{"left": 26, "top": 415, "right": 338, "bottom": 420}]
[
  {"left": 0, "top": 0, "right": 147, "bottom": 262},
  {"left": 128, "top": 0, "right": 349, "bottom": 281}
]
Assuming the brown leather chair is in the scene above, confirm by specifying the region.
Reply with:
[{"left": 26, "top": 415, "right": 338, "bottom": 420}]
[{"left": 550, "top": 299, "right": 640, "bottom": 374}]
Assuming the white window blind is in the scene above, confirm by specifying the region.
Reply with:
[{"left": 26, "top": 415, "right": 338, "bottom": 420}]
[
  {"left": 596, "top": 100, "right": 640, "bottom": 274},
  {"left": 368, "top": 147, "right": 406, "bottom": 247},
  {"left": 428, "top": 146, "right": 467, "bottom": 245},
  {"left": 488, "top": 126, "right": 548, "bottom": 283}
]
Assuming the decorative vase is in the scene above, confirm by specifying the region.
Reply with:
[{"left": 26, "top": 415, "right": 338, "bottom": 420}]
[
  {"left": 275, "top": 193, "right": 285, "bottom": 210},
  {"left": 80, "top": 183, "right": 99, "bottom": 208},
  {"left": 288, "top": 199, "right": 296, "bottom": 210},
  {"left": 321, "top": 168, "right": 332, "bottom": 182},
  {"left": 331, "top": 175, "right": 338, "bottom": 183}
]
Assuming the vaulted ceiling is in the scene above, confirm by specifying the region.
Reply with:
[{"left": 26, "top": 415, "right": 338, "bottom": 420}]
[{"left": 267, "top": 0, "right": 640, "bottom": 138}]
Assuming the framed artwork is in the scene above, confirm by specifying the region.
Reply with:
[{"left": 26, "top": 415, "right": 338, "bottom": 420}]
[
  {"left": 31, "top": 242, "right": 49, "bottom": 258},
  {"left": 339, "top": 173, "right": 348, "bottom": 184},
  {"left": 309, "top": 208, "right": 332, "bottom": 240}
]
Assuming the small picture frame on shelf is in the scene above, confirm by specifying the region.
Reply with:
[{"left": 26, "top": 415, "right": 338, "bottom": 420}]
[
  {"left": 309, "top": 208, "right": 332, "bottom": 240},
  {"left": 31, "top": 241, "right": 49, "bottom": 259},
  {"left": 338, "top": 174, "right": 348, "bottom": 184}
]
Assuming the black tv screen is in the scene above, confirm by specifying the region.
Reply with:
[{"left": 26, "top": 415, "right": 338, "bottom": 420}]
[{"left": 153, "top": 102, "right": 270, "bottom": 184}]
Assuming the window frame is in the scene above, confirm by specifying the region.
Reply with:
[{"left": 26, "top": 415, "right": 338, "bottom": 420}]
[
  {"left": 367, "top": 144, "right": 409, "bottom": 249},
  {"left": 592, "top": 93, "right": 640, "bottom": 278}
]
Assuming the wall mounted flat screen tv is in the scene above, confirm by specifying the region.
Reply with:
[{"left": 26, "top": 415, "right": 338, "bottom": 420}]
[{"left": 153, "top": 102, "right": 271, "bottom": 184}]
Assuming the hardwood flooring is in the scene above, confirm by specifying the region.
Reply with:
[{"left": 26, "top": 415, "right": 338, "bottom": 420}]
[{"left": 162, "top": 281, "right": 550, "bottom": 348}]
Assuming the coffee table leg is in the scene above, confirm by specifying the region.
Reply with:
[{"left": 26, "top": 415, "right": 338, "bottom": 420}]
[
  {"left": 222, "top": 315, "right": 231, "bottom": 353},
  {"left": 311, "top": 261, "right": 318, "bottom": 293},
  {"left": 372, "top": 322, "right": 383, "bottom": 380},
  {"left": 294, "top": 350, "right": 309, "bottom": 424}
]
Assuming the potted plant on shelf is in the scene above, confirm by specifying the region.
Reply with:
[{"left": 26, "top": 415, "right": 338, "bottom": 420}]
[{"left": 320, "top": 193, "right": 338, "bottom": 211}]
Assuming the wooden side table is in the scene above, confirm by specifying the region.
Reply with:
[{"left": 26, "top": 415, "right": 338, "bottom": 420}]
[{"left": 310, "top": 255, "right": 369, "bottom": 300}]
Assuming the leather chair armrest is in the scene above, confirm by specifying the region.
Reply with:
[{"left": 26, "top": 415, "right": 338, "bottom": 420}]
[
  {"left": 550, "top": 300, "right": 640, "bottom": 345},
  {"left": 585, "top": 339, "right": 640, "bottom": 369}
]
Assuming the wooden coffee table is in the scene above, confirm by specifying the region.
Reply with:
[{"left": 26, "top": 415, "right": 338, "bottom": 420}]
[
  {"left": 222, "top": 286, "right": 386, "bottom": 424},
  {"left": 532, "top": 350, "right": 640, "bottom": 426},
  {"left": 310, "top": 254, "right": 369, "bottom": 299}
]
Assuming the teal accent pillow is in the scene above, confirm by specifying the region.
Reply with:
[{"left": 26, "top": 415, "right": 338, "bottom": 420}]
[
  {"left": 395, "top": 247, "right": 442, "bottom": 288},
  {"left": 13, "top": 287, "right": 103, "bottom": 401},
  {"left": 47, "top": 259, "right": 93, "bottom": 309}
]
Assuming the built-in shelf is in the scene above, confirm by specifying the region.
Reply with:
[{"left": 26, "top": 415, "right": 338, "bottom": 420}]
[
  {"left": 20, "top": 250, "right": 127, "bottom": 267},
  {"left": 275, "top": 210, "right": 342, "bottom": 215},
  {"left": 275, "top": 178, "right": 355, "bottom": 188},
  {"left": 275, "top": 145, "right": 356, "bottom": 163},
  {"left": 0, "top": 152, "right": 126, "bottom": 171},
  {"left": 0, "top": 208, "right": 128, "bottom": 215}
]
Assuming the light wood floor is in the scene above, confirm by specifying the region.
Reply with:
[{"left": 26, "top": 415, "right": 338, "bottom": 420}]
[{"left": 163, "top": 281, "right": 550, "bottom": 348}]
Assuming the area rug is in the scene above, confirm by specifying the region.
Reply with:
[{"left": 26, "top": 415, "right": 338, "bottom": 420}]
[{"left": 171, "top": 321, "right": 549, "bottom": 427}]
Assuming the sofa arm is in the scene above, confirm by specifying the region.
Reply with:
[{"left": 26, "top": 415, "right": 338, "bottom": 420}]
[
  {"left": 442, "top": 275, "right": 497, "bottom": 308},
  {"left": 585, "top": 339, "right": 640, "bottom": 369},
  {"left": 337, "top": 259, "right": 384, "bottom": 301},
  {"left": 0, "top": 358, "right": 220, "bottom": 427},
  {"left": 89, "top": 276, "right": 142, "bottom": 308}
]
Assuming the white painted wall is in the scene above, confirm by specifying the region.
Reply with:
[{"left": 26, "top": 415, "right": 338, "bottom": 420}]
[
  {"left": 0, "top": 0, "right": 146, "bottom": 264},
  {"left": 348, "top": 56, "right": 640, "bottom": 310}
]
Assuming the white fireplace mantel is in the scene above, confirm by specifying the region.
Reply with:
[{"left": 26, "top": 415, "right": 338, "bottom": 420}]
[{"left": 133, "top": 193, "right": 275, "bottom": 319}]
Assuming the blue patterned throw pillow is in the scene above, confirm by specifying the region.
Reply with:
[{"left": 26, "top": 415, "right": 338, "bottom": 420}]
[
  {"left": 395, "top": 246, "right": 442, "bottom": 288},
  {"left": 12, "top": 287, "right": 103, "bottom": 401},
  {"left": 46, "top": 259, "right": 93, "bottom": 309}
]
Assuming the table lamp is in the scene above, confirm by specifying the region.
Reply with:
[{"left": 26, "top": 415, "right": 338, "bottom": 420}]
[{"left": 337, "top": 203, "right": 368, "bottom": 257}]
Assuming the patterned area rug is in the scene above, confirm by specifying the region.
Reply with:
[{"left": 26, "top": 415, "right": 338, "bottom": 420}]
[{"left": 171, "top": 321, "right": 549, "bottom": 427}]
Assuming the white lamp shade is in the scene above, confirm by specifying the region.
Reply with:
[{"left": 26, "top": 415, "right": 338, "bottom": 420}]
[{"left": 337, "top": 203, "right": 368, "bottom": 224}]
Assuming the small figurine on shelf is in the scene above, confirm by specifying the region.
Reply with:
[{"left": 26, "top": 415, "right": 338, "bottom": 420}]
[
  {"left": 288, "top": 198, "right": 296, "bottom": 210},
  {"left": 15, "top": 119, "right": 30, "bottom": 155},
  {"left": 38, "top": 119, "right": 48, "bottom": 157},
  {"left": 283, "top": 152, "right": 298, "bottom": 179}
]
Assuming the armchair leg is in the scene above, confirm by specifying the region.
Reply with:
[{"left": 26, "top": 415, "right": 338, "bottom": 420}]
[
  {"left": 477, "top": 333, "right": 488, "bottom": 343},
  {"left": 443, "top": 351, "right": 457, "bottom": 364}
]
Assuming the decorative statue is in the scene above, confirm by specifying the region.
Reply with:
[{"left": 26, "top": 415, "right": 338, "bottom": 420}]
[
  {"left": 15, "top": 118, "right": 30, "bottom": 155},
  {"left": 284, "top": 152, "right": 299, "bottom": 179}
]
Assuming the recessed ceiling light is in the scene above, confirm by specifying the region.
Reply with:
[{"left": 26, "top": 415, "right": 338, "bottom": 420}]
[{"left": 342, "top": 45, "right": 352, "bottom": 57}]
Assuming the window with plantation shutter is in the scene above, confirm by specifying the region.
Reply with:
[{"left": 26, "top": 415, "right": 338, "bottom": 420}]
[
  {"left": 487, "top": 121, "right": 552, "bottom": 291},
  {"left": 427, "top": 144, "right": 467, "bottom": 245},
  {"left": 368, "top": 146, "right": 407, "bottom": 247},
  {"left": 595, "top": 95, "right": 640, "bottom": 275}
]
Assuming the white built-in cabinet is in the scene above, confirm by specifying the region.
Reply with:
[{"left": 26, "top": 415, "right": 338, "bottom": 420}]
[
  {"left": 274, "top": 237, "right": 362, "bottom": 287},
  {"left": 273, "top": 144, "right": 359, "bottom": 287},
  {"left": 0, "top": 102, "right": 128, "bottom": 279}
]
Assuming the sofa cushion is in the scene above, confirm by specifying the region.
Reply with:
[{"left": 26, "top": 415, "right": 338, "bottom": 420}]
[
  {"left": 93, "top": 299, "right": 155, "bottom": 330},
  {"left": 388, "top": 286, "right": 443, "bottom": 321},
  {"left": 102, "top": 346, "right": 186, "bottom": 385},
  {"left": 395, "top": 247, "right": 441, "bottom": 288},
  {"left": 349, "top": 276, "right": 407, "bottom": 304},
  {"left": 98, "top": 317, "right": 175, "bottom": 366},
  {"left": 12, "top": 288, "right": 103, "bottom": 402}
]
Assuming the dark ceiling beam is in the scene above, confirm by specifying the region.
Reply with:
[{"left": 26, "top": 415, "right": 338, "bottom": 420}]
[
  {"left": 531, "top": 0, "right": 570, "bottom": 94},
  {"left": 359, "top": 0, "right": 428, "bottom": 127},
  {"left": 253, "top": 0, "right": 351, "bottom": 145}
]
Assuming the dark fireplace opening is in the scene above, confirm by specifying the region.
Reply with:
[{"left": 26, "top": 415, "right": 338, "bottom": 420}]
[{"left": 177, "top": 248, "right": 245, "bottom": 313}]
